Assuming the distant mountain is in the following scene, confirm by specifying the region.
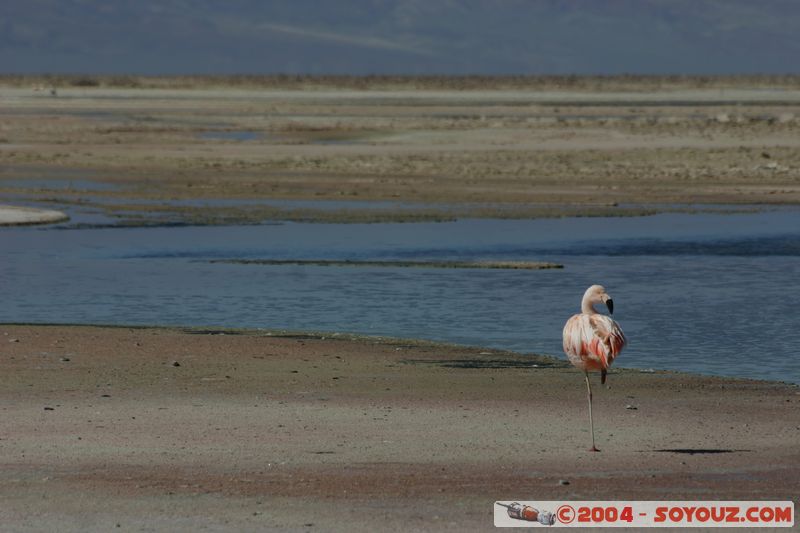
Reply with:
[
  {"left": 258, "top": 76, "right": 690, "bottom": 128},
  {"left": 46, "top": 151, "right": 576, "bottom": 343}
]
[{"left": 2, "top": 0, "right": 799, "bottom": 74}]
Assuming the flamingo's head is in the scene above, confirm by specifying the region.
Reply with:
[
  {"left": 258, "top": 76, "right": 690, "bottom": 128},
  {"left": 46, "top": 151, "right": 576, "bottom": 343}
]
[{"left": 584, "top": 284, "right": 614, "bottom": 314}]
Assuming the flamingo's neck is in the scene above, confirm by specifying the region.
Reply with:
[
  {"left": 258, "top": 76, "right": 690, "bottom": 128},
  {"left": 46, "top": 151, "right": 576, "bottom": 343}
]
[{"left": 581, "top": 296, "right": 598, "bottom": 315}]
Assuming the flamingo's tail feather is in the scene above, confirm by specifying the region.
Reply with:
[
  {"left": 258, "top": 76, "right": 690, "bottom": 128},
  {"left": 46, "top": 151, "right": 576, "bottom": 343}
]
[{"left": 601, "top": 369, "right": 607, "bottom": 385}]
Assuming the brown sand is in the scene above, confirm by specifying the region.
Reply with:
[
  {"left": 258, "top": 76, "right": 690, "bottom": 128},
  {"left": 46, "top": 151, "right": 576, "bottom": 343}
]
[{"left": 1, "top": 325, "right": 797, "bottom": 531}]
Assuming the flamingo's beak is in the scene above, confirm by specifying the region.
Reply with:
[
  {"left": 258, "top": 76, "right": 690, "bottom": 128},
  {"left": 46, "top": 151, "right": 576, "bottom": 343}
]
[{"left": 606, "top": 299, "right": 614, "bottom": 314}]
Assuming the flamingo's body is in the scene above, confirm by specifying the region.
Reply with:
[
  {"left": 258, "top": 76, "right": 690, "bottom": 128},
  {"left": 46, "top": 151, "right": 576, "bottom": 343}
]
[{"left": 562, "top": 285, "right": 626, "bottom": 451}]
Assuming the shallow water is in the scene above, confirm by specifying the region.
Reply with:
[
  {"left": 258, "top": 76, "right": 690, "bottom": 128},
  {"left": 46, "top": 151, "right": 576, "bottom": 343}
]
[
  {"left": 197, "top": 130, "right": 262, "bottom": 141},
  {"left": 1, "top": 208, "right": 799, "bottom": 384},
  {"left": 0, "top": 178, "right": 121, "bottom": 192}
]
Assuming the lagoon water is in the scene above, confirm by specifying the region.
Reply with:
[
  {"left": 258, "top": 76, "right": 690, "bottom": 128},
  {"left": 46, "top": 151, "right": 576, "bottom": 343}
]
[{"left": 2, "top": 207, "right": 799, "bottom": 384}]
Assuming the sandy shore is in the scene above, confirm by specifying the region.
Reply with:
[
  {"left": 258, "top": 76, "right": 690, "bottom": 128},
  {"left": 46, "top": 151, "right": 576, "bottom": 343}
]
[
  {"left": 1, "top": 325, "right": 797, "bottom": 531},
  {"left": 0, "top": 204, "right": 68, "bottom": 226}
]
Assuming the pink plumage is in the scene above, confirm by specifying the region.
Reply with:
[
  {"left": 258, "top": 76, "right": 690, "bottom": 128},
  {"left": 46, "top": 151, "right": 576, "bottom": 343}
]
[
  {"left": 563, "top": 285, "right": 626, "bottom": 451},
  {"left": 563, "top": 313, "right": 626, "bottom": 382}
]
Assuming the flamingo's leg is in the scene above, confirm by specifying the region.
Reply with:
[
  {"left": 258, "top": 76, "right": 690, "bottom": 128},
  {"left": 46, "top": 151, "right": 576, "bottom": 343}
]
[{"left": 585, "top": 372, "right": 599, "bottom": 452}]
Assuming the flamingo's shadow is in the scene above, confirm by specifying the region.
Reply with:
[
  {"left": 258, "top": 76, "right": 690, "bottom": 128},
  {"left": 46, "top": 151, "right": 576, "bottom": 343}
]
[{"left": 652, "top": 448, "right": 750, "bottom": 455}]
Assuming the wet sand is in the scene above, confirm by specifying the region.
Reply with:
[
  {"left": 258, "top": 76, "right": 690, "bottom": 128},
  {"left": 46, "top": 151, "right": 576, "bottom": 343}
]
[{"left": 1, "top": 325, "right": 797, "bottom": 531}]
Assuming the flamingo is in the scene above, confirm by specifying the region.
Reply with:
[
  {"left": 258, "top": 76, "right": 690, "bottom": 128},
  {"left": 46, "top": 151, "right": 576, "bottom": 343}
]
[{"left": 562, "top": 285, "right": 626, "bottom": 451}]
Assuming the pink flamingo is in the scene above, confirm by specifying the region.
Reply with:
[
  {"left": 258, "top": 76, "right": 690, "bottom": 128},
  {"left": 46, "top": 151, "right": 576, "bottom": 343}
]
[{"left": 563, "top": 285, "right": 627, "bottom": 451}]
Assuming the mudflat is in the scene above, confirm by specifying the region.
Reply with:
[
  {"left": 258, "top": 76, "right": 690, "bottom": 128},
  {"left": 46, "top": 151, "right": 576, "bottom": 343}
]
[
  {"left": 1, "top": 78, "right": 800, "bottom": 225},
  {"left": 1, "top": 325, "right": 797, "bottom": 531}
]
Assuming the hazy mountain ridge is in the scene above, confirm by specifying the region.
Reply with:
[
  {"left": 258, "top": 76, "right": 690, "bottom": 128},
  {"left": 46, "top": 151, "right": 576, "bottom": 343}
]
[{"left": 2, "top": 0, "right": 799, "bottom": 74}]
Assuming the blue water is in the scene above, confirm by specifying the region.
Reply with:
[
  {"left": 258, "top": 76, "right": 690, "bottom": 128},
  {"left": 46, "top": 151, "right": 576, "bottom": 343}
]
[
  {"left": 197, "top": 130, "right": 262, "bottom": 141},
  {"left": 1, "top": 208, "right": 799, "bottom": 384}
]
